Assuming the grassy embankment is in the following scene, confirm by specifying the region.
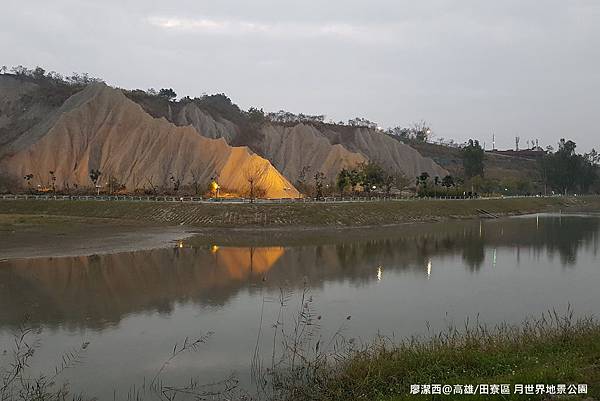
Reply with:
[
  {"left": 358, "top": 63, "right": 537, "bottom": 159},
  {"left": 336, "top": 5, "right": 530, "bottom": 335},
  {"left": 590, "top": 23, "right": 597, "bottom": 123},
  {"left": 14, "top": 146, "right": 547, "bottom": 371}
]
[
  {"left": 272, "top": 312, "right": 600, "bottom": 401},
  {"left": 0, "top": 196, "right": 599, "bottom": 229}
]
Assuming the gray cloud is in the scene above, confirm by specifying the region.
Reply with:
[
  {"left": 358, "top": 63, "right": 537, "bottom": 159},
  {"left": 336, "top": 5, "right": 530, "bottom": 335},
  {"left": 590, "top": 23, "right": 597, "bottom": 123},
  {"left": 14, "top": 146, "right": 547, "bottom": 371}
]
[{"left": 2, "top": 0, "right": 599, "bottom": 150}]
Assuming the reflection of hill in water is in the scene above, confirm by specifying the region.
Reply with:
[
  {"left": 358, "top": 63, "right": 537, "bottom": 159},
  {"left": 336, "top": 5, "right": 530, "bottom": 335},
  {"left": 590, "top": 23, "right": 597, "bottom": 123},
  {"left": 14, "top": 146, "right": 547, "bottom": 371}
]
[
  {"left": 0, "top": 247, "right": 285, "bottom": 329},
  {"left": 0, "top": 215, "right": 597, "bottom": 329}
]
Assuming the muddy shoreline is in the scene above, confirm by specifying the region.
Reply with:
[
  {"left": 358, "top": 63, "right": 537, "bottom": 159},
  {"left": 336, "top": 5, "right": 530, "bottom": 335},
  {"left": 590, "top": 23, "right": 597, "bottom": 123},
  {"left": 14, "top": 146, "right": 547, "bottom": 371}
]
[
  {"left": 1, "top": 196, "right": 599, "bottom": 260},
  {"left": 0, "top": 215, "right": 193, "bottom": 260}
]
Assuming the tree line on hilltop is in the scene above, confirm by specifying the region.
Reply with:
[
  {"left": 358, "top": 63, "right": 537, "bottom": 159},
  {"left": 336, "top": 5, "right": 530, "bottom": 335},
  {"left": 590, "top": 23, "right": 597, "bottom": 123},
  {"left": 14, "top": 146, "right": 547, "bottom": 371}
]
[{"left": 1, "top": 65, "right": 436, "bottom": 143}]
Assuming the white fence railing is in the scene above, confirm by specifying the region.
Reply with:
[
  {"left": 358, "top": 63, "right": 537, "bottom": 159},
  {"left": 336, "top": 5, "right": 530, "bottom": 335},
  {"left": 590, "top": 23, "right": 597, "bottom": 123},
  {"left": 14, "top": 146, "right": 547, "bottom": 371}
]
[{"left": 0, "top": 193, "right": 563, "bottom": 204}]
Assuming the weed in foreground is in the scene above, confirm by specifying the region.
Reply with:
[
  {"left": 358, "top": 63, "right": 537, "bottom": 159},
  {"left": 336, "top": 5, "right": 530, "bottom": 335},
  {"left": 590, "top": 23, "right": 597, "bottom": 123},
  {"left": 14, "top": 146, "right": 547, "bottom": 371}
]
[{"left": 262, "top": 305, "right": 600, "bottom": 401}]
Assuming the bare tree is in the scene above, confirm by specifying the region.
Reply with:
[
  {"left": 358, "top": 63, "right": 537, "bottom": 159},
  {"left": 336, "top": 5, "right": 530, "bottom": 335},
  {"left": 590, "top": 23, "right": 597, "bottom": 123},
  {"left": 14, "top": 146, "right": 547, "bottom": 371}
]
[
  {"left": 48, "top": 171, "right": 56, "bottom": 192},
  {"left": 314, "top": 171, "right": 326, "bottom": 200},
  {"left": 169, "top": 171, "right": 183, "bottom": 194},
  {"left": 106, "top": 174, "right": 123, "bottom": 194},
  {"left": 383, "top": 174, "right": 394, "bottom": 196},
  {"left": 130, "top": 173, "right": 143, "bottom": 194},
  {"left": 411, "top": 120, "right": 432, "bottom": 142},
  {"left": 244, "top": 163, "right": 270, "bottom": 202},
  {"left": 144, "top": 175, "right": 158, "bottom": 195},
  {"left": 395, "top": 172, "right": 411, "bottom": 191},
  {"left": 190, "top": 168, "right": 205, "bottom": 196},
  {"left": 295, "top": 165, "right": 311, "bottom": 194}
]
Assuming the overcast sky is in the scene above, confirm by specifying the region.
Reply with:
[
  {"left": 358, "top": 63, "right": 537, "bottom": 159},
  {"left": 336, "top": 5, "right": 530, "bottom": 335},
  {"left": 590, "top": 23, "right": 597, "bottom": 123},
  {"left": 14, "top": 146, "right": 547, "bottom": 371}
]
[{"left": 2, "top": 0, "right": 599, "bottom": 151}]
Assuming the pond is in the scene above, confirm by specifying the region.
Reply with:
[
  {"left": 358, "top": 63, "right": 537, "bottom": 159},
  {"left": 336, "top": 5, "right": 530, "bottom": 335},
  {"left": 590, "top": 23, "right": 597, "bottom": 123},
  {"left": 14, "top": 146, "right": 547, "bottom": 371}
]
[{"left": 0, "top": 213, "right": 599, "bottom": 399}]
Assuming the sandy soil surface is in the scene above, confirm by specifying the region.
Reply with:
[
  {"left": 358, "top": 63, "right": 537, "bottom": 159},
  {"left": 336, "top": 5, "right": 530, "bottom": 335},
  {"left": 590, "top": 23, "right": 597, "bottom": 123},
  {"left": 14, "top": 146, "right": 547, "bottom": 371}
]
[{"left": 0, "top": 215, "right": 192, "bottom": 260}]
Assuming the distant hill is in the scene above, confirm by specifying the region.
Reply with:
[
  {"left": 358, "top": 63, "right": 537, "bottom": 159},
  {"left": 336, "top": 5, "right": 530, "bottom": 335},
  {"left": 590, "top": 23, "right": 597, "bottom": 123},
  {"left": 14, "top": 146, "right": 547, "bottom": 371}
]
[
  {"left": 408, "top": 141, "right": 543, "bottom": 188},
  {"left": 0, "top": 75, "right": 297, "bottom": 197},
  {"left": 0, "top": 71, "right": 447, "bottom": 195},
  {"left": 127, "top": 90, "right": 448, "bottom": 184}
]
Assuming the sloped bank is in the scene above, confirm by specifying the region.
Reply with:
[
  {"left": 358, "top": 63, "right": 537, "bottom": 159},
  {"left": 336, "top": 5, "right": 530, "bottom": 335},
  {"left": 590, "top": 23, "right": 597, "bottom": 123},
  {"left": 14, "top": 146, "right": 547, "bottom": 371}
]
[{"left": 0, "top": 196, "right": 599, "bottom": 229}]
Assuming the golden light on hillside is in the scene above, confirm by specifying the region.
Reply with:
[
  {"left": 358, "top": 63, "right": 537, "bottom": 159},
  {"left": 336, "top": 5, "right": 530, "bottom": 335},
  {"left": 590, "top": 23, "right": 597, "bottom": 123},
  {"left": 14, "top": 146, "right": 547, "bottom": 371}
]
[{"left": 210, "top": 179, "right": 221, "bottom": 198}]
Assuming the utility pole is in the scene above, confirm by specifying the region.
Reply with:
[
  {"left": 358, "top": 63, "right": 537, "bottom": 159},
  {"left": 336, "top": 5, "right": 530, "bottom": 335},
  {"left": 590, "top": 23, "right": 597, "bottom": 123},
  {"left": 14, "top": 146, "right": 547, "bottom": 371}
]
[{"left": 515, "top": 136, "right": 520, "bottom": 151}]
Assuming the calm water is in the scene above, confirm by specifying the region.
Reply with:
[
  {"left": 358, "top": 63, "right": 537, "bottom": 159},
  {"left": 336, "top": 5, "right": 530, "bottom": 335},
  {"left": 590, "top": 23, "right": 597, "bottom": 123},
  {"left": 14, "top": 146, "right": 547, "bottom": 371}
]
[{"left": 1, "top": 213, "right": 599, "bottom": 398}]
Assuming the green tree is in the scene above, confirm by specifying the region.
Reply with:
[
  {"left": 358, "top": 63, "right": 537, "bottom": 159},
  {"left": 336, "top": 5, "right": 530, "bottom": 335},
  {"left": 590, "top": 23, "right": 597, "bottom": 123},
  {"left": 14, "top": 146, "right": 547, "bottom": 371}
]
[
  {"left": 336, "top": 169, "right": 351, "bottom": 195},
  {"left": 348, "top": 169, "right": 363, "bottom": 194},
  {"left": 89, "top": 169, "right": 102, "bottom": 194},
  {"left": 412, "top": 121, "right": 432, "bottom": 143},
  {"left": 387, "top": 121, "right": 432, "bottom": 143},
  {"left": 470, "top": 175, "right": 485, "bottom": 195},
  {"left": 543, "top": 139, "right": 580, "bottom": 195},
  {"left": 247, "top": 107, "right": 266, "bottom": 124},
  {"left": 579, "top": 149, "right": 599, "bottom": 193},
  {"left": 32, "top": 66, "right": 46, "bottom": 79},
  {"left": 361, "top": 162, "right": 385, "bottom": 192},
  {"left": 462, "top": 139, "right": 485, "bottom": 179},
  {"left": 158, "top": 88, "right": 177, "bottom": 101},
  {"left": 89, "top": 169, "right": 101, "bottom": 185},
  {"left": 416, "top": 172, "right": 430, "bottom": 195},
  {"left": 442, "top": 175, "right": 455, "bottom": 187},
  {"left": 314, "top": 172, "right": 326, "bottom": 200}
]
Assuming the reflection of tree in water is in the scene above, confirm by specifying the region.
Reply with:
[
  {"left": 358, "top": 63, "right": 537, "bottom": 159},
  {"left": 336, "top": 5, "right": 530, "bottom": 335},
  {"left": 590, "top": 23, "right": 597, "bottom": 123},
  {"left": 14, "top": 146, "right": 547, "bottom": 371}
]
[
  {"left": 541, "top": 217, "right": 599, "bottom": 266},
  {"left": 461, "top": 234, "right": 486, "bottom": 272},
  {"left": 329, "top": 216, "right": 599, "bottom": 275},
  {"left": 0, "top": 215, "right": 597, "bottom": 329},
  {"left": 483, "top": 216, "right": 600, "bottom": 267}
]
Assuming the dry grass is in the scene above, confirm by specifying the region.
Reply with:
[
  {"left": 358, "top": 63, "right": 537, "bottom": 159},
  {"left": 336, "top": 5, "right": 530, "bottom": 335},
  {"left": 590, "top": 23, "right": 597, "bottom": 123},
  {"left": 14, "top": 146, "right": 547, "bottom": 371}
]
[
  {"left": 0, "top": 321, "right": 243, "bottom": 401},
  {"left": 268, "top": 307, "right": 600, "bottom": 401}
]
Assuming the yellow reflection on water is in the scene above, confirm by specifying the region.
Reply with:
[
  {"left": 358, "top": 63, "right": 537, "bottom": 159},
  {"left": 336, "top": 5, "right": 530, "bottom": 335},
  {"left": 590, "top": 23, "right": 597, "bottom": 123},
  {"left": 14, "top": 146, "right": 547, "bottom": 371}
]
[{"left": 213, "top": 246, "right": 285, "bottom": 279}]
